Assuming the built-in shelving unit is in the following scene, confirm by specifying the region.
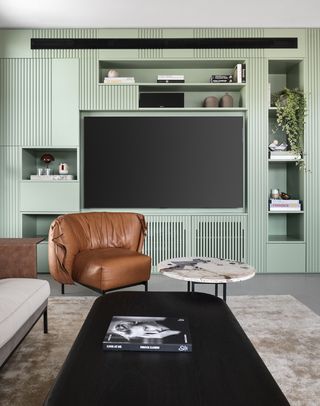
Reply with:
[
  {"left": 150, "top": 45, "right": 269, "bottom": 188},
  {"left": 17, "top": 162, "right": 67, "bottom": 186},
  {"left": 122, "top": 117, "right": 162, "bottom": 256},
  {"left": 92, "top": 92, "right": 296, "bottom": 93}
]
[
  {"left": 267, "top": 59, "right": 305, "bottom": 272},
  {"left": 2, "top": 28, "right": 318, "bottom": 275},
  {"left": 98, "top": 59, "right": 246, "bottom": 109},
  {"left": 20, "top": 147, "right": 80, "bottom": 273}
]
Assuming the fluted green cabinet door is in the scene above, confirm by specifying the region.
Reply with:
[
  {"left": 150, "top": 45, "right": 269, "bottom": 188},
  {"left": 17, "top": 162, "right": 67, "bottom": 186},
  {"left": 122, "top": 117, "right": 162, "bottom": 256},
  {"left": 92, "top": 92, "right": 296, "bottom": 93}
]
[{"left": 52, "top": 59, "right": 79, "bottom": 146}]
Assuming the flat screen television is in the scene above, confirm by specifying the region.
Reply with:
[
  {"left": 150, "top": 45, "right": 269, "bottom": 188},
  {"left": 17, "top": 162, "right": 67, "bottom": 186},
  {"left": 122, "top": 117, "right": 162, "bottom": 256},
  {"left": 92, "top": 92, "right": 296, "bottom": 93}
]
[{"left": 83, "top": 116, "right": 245, "bottom": 209}]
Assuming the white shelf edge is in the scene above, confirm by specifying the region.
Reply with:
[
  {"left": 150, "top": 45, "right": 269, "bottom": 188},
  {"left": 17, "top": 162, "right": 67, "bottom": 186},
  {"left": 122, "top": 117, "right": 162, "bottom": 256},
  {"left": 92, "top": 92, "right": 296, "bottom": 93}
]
[{"left": 138, "top": 107, "right": 247, "bottom": 112}]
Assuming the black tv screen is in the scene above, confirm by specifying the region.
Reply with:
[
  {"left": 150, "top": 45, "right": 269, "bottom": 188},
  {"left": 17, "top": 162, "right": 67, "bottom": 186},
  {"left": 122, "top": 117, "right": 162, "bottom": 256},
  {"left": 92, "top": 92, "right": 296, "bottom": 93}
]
[{"left": 84, "top": 116, "right": 244, "bottom": 208}]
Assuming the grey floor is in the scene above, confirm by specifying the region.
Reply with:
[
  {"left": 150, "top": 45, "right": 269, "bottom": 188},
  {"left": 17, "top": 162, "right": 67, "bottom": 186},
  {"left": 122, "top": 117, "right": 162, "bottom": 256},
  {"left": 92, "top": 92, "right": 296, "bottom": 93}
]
[{"left": 40, "top": 273, "right": 320, "bottom": 316}]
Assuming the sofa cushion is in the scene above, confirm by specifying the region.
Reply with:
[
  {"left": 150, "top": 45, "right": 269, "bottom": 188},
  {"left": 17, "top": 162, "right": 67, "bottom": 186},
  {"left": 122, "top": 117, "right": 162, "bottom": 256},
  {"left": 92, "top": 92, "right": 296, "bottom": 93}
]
[
  {"left": 0, "top": 278, "right": 50, "bottom": 348},
  {"left": 72, "top": 247, "right": 151, "bottom": 291}
]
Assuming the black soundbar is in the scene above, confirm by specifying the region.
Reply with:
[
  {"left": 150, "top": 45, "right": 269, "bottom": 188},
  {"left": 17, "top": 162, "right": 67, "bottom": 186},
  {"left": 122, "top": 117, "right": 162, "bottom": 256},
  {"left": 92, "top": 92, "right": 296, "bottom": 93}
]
[{"left": 31, "top": 37, "right": 298, "bottom": 50}]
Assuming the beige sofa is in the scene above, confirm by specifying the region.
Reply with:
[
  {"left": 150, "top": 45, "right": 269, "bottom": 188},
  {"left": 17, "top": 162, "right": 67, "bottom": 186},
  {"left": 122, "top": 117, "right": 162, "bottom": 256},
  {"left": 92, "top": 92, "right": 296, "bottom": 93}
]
[{"left": 0, "top": 273, "right": 50, "bottom": 367}]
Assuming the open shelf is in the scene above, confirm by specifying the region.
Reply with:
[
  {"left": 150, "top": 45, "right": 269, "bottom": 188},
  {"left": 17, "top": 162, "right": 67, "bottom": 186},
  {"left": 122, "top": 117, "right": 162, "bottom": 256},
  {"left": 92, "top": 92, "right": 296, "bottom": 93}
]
[
  {"left": 21, "top": 147, "right": 78, "bottom": 180},
  {"left": 98, "top": 59, "right": 247, "bottom": 109},
  {"left": 268, "top": 212, "right": 304, "bottom": 242},
  {"left": 22, "top": 213, "right": 63, "bottom": 240}
]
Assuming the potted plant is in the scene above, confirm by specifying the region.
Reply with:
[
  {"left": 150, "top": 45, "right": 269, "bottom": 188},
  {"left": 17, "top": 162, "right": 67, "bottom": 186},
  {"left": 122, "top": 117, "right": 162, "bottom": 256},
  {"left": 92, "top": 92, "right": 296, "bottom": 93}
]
[{"left": 272, "top": 87, "right": 307, "bottom": 162}]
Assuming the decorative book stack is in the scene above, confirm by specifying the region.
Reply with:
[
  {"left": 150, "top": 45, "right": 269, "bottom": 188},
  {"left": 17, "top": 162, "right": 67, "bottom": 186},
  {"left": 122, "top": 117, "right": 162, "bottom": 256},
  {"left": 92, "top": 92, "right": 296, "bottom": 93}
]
[
  {"left": 157, "top": 75, "right": 185, "bottom": 83},
  {"left": 232, "top": 64, "right": 246, "bottom": 83},
  {"left": 102, "top": 316, "right": 192, "bottom": 352},
  {"left": 210, "top": 74, "right": 233, "bottom": 83},
  {"left": 269, "top": 199, "right": 302, "bottom": 211}
]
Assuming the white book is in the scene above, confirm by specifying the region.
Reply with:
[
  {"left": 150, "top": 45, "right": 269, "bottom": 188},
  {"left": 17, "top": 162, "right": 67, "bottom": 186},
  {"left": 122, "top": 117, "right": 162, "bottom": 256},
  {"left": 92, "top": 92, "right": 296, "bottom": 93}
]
[
  {"left": 269, "top": 155, "right": 301, "bottom": 160},
  {"left": 270, "top": 151, "right": 301, "bottom": 160},
  {"left": 270, "top": 199, "right": 300, "bottom": 204},
  {"left": 103, "top": 77, "right": 135, "bottom": 84},
  {"left": 269, "top": 206, "right": 301, "bottom": 211},
  {"left": 232, "top": 64, "right": 243, "bottom": 83}
]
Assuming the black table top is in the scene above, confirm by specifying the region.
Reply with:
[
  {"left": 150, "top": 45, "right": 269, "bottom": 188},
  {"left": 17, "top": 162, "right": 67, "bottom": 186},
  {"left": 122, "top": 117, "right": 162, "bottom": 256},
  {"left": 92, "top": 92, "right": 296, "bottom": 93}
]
[{"left": 45, "top": 292, "right": 289, "bottom": 406}]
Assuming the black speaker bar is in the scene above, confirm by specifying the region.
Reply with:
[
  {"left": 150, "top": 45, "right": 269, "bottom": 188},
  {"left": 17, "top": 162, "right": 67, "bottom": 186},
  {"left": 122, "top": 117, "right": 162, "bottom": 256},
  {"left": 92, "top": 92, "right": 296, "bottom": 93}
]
[{"left": 31, "top": 37, "right": 298, "bottom": 50}]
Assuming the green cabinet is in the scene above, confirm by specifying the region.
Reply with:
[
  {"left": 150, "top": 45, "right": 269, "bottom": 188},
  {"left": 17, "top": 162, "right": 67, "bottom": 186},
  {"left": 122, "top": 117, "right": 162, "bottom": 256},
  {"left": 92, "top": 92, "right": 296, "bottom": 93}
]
[
  {"left": 20, "top": 181, "right": 79, "bottom": 212},
  {"left": 267, "top": 243, "right": 305, "bottom": 273}
]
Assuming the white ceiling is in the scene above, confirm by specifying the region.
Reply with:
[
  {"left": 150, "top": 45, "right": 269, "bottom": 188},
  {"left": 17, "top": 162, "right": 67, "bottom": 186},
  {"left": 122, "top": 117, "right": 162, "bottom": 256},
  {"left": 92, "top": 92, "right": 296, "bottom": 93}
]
[{"left": 0, "top": 0, "right": 319, "bottom": 28}]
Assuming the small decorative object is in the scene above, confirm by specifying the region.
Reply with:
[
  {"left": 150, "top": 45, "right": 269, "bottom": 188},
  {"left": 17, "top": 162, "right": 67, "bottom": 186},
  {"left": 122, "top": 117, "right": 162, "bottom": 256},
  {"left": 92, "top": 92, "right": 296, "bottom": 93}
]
[
  {"left": 203, "top": 96, "right": 218, "bottom": 108},
  {"left": 268, "top": 139, "right": 288, "bottom": 151},
  {"left": 107, "top": 69, "right": 119, "bottom": 78},
  {"left": 44, "top": 167, "right": 52, "bottom": 175},
  {"left": 280, "top": 192, "right": 291, "bottom": 200},
  {"left": 37, "top": 168, "right": 44, "bottom": 176},
  {"left": 220, "top": 92, "right": 233, "bottom": 107},
  {"left": 40, "top": 153, "right": 55, "bottom": 175},
  {"left": 58, "top": 163, "right": 69, "bottom": 175},
  {"left": 271, "top": 189, "right": 280, "bottom": 199}
]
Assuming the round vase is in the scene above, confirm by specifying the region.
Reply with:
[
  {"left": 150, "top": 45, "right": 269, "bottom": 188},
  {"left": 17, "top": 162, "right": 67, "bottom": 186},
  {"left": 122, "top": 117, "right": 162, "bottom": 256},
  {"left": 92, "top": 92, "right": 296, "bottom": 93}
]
[
  {"left": 203, "top": 96, "right": 218, "bottom": 108},
  {"left": 220, "top": 93, "right": 234, "bottom": 107}
]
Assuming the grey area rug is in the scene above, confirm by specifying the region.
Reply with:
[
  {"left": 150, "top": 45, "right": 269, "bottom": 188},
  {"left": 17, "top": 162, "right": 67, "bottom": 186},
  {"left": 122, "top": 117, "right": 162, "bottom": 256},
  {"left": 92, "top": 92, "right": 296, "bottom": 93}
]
[{"left": 0, "top": 295, "right": 319, "bottom": 406}]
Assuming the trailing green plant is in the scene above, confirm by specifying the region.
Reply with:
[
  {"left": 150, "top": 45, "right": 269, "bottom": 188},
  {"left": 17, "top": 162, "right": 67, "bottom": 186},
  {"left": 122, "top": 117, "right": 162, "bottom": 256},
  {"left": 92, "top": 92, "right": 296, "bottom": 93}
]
[{"left": 273, "top": 87, "right": 307, "bottom": 160}]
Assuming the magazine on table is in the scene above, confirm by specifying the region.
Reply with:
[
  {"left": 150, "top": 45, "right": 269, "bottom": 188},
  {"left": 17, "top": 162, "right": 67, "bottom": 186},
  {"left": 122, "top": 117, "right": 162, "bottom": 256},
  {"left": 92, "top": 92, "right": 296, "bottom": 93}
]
[{"left": 102, "top": 316, "right": 192, "bottom": 352}]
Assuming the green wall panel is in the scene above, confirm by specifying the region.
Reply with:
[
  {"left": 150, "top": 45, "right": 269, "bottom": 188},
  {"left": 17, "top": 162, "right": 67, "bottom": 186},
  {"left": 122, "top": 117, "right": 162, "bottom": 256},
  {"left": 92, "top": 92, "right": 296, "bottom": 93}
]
[
  {"left": 246, "top": 58, "right": 268, "bottom": 272},
  {"left": 0, "top": 30, "right": 32, "bottom": 58},
  {"left": 0, "top": 58, "right": 51, "bottom": 146},
  {"left": 0, "top": 147, "right": 20, "bottom": 237},
  {"left": 305, "top": 29, "right": 320, "bottom": 272},
  {"left": 52, "top": 59, "right": 79, "bottom": 145}
]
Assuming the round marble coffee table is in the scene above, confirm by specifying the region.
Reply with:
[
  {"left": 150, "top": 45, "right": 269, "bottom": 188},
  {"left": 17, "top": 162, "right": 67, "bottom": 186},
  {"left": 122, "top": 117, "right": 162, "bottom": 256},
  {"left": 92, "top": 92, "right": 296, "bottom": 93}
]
[{"left": 157, "top": 257, "right": 255, "bottom": 302}]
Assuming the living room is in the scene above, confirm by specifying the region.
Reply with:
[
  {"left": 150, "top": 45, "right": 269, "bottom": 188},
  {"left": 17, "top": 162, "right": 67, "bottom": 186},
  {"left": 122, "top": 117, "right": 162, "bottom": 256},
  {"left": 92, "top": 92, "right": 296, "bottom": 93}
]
[{"left": 0, "top": 0, "right": 320, "bottom": 405}]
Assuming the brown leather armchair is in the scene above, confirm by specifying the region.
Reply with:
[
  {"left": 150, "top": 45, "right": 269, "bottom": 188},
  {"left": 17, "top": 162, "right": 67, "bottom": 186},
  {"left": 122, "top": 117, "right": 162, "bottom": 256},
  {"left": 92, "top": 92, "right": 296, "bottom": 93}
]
[{"left": 48, "top": 212, "right": 151, "bottom": 294}]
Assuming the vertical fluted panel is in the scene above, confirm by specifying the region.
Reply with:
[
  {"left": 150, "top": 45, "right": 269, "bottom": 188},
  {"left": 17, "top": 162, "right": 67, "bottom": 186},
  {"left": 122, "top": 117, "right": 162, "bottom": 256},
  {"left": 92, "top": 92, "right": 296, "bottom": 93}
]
[
  {"left": 191, "top": 215, "right": 247, "bottom": 262},
  {"left": 193, "top": 28, "right": 264, "bottom": 59},
  {"left": 0, "top": 59, "right": 51, "bottom": 146},
  {"left": 0, "top": 147, "right": 20, "bottom": 237},
  {"left": 138, "top": 29, "right": 163, "bottom": 59},
  {"left": 305, "top": 29, "right": 320, "bottom": 272},
  {"left": 143, "top": 216, "right": 189, "bottom": 269},
  {"left": 246, "top": 58, "right": 268, "bottom": 272},
  {"left": 79, "top": 49, "right": 98, "bottom": 110},
  {"left": 31, "top": 29, "right": 97, "bottom": 58},
  {"left": 97, "top": 84, "right": 138, "bottom": 110}
]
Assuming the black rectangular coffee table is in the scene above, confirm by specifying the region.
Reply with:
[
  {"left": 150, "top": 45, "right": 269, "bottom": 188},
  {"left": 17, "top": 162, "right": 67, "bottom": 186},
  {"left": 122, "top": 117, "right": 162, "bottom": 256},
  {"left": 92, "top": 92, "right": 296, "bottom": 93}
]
[{"left": 45, "top": 292, "right": 289, "bottom": 406}]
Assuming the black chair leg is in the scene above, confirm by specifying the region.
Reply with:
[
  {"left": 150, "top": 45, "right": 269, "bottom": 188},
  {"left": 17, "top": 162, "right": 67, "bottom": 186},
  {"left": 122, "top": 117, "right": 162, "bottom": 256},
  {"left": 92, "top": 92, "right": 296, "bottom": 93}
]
[
  {"left": 144, "top": 281, "right": 148, "bottom": 292},
  {"left": 43, "top": 308, "right": 48, "bottom": 333},
  {"left": 61, "top": 283, "right": 65, "bottom": 295}
]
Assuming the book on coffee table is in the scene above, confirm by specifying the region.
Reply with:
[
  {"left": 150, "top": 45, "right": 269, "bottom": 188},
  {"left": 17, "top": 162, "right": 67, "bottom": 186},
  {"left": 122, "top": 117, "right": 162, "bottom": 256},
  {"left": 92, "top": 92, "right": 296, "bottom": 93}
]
[{"left": 102, "top": 316, "right": 192, "bottom": 352}]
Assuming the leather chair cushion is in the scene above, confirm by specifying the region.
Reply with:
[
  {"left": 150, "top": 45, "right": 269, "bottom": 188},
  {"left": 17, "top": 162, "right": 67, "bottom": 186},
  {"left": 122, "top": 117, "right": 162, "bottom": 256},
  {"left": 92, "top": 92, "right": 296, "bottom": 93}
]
[{"left": 72, "top": 247, "right": 151, "bottom": 292}]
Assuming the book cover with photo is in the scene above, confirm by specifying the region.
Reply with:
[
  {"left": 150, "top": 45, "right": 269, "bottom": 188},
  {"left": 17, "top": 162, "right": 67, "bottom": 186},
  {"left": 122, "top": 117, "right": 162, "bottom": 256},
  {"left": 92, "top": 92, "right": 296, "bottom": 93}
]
[{"left": 102, "top": 316, "right": 192, "bottom": 352}]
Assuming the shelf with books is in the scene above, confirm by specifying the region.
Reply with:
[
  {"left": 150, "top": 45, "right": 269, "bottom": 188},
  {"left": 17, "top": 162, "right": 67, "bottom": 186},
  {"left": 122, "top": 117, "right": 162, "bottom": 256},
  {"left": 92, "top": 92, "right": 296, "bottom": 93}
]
[
  {"left": 98, "top": 59, "right": 247, "bottom": 84},
  {"left": 98, "top": 59, "right": 247, "bottom": 109}
]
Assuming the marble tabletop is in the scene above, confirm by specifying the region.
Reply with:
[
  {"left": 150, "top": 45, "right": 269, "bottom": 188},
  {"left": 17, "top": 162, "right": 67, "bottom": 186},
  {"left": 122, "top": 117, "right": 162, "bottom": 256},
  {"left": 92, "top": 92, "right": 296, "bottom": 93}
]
[{"left": 157, "top": 257, "right": 255, "bottom": 284}]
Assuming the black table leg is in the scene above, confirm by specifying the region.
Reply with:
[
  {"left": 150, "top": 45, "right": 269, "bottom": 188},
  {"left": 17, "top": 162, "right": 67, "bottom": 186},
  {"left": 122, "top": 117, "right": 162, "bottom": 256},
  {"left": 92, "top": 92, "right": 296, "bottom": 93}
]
[
  {"left": 191, "top": 282, "right": 195, "bottom": 292},
  {"left": 187, "top": 281, "right": 190, "bottom": 292},
  {"left": 215, "top": 284, "right": 218, "bottom": 296},
  {"left": 223, "top": 284, "right": 227, "bottom": 302}
]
